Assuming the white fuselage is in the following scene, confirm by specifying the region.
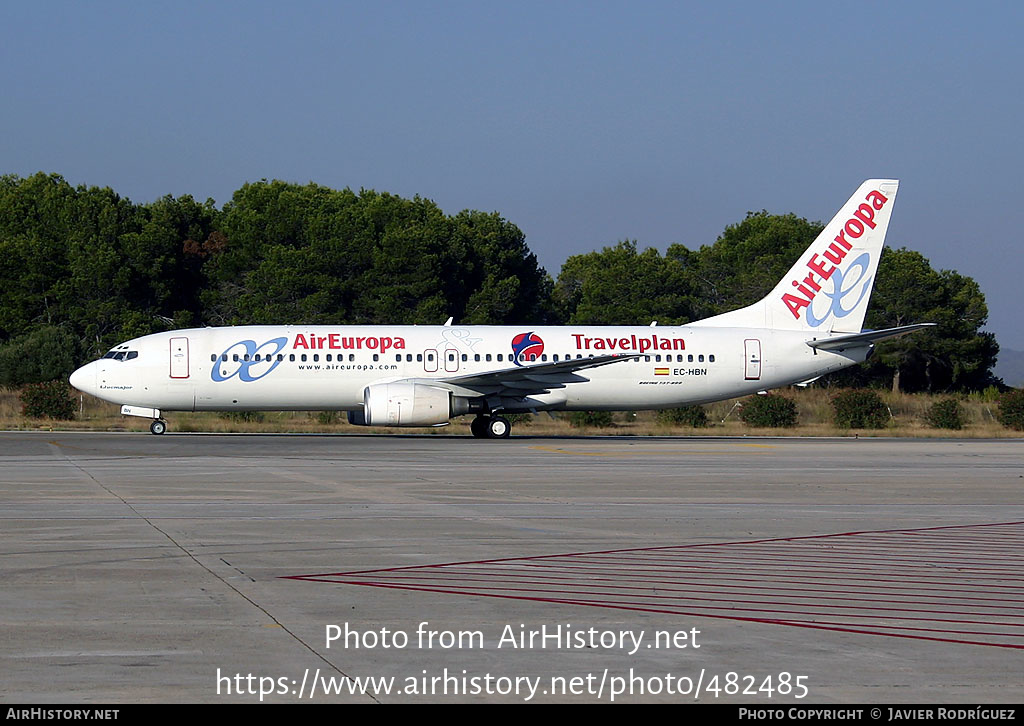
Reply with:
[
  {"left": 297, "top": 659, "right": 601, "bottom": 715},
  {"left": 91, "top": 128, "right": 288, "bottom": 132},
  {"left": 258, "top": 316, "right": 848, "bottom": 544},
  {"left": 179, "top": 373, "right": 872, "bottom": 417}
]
[
  {"left": 70, "top": 323, "right": 866, "bottom": 414},
  {"left": 67, "top": 179, "right": 907, "bottom": 435}
]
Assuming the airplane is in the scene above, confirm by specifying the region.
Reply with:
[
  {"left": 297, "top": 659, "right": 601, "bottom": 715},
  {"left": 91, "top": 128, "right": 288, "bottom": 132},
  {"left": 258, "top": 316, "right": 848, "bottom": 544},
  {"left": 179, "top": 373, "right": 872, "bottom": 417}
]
[{"left": 69, "top": 179, "right": 932, "bottom": 438}]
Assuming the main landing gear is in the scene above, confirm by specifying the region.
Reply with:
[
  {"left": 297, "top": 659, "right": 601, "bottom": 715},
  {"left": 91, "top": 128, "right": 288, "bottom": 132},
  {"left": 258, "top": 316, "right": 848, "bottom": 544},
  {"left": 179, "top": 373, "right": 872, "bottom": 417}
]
[
  {"left": 470, "top": 415, "right": 511, "bottom": 439},
  {"left": 150, "top": 419, "right": 167, "bottom": 435}
]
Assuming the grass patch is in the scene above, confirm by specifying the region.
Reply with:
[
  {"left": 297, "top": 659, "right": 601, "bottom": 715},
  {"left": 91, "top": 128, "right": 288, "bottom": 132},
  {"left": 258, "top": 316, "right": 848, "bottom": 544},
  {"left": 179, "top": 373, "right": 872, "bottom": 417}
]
[{"left": 1, "top": 387, "right": 1020, "bottom": 437}]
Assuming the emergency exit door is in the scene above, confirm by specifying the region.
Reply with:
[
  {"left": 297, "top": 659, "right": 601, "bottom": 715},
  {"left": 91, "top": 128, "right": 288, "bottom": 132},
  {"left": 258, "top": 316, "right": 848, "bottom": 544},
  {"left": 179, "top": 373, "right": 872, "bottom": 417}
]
[{"left": 744, "top": 339, "right": 761, "bottom": 380}]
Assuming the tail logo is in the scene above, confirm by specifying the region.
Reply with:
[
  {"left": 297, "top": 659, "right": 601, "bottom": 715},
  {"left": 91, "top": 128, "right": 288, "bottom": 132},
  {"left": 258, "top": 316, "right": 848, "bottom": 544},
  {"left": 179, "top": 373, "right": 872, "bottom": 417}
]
[
  {"left": 781, "top": 188, "right": 889, "bottom": 326},
  {"left": 511, "top": 332, "right": 544, "bottom": 366}
]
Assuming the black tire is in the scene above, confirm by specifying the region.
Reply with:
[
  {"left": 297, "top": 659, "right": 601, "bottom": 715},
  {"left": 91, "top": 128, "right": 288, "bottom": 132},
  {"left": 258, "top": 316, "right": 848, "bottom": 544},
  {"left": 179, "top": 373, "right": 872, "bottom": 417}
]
[
  {"left": 150, "top": 420, "right": 167, "bottom": 435},
  {"left": 470, "top": 416, "right": 489, "bottom": 438},
  {"left": 487, "top": 416, "right": 511, "bottom": 439}
]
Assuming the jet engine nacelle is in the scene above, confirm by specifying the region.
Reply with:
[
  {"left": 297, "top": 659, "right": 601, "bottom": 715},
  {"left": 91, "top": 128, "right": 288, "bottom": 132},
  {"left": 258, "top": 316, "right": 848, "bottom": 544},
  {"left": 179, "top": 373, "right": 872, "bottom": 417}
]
[{"left": 348, "top": 382, "right": 459, "bottom": 427}]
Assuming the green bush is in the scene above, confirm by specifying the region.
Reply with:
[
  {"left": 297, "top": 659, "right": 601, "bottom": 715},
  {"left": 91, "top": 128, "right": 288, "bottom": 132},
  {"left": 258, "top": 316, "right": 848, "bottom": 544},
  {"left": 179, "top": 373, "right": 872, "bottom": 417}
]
[
  {"left": 657, "top": 405, "right": 708, "bottom": 428},
  {"left": 568, "top": 410, "right": 614, "bottom": 428},
  {"left": 316, "top": 411, "right": 342, "bottom": 425},
  {"left": 739, "top": 394, "right": 797, "bottom": 428},
  {"left": 925, "top": 398, "right": 965, "bottom": 430},
  {"left": 219, "top": 410, "right": 265, "bottom": 423},
  {"left": 505, "top": 413, "right": 533, "bottom": 426},
  {"left": 997, "top": 389, "right": 1024, "bottom": 431},
  {"left": 0, "top": 327, "right": 79, "bottom": 386},
  {"left": 20, "top": 380, "right": 76, "bottom": 420},
  {"left": 832, "top": 390, "right": 889, "bottom": 429}
]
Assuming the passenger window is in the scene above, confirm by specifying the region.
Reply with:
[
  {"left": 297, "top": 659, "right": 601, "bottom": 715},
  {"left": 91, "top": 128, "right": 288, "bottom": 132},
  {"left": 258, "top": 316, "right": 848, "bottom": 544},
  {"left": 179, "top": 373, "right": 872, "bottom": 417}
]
[
  {"left": 416, "top": 354, "right": 422, "bottom": 362},
  {"left": 277, "top": 354, "right": 283, "bottom": 362},
  {"left": 222, "top": 354, "right": 228, "bottom": 362},
  {"left": 313, "top": 354, "right": 319, "bottom": 362},
  {"left": 655, "top": 355, "right": 661, "bottom": 362},
  {"left": 688, "top": 354, "right": 694, "bottom": 363},
  {"left": 698, "top": 354, "right": 705, "bottom": 362},
  {"left": 289, "top": 354, "right": 295, "bottom": 362},
  {"left": 485, "top": 354, "right": 492, "bottom": 362},
  {"left": 349, "top": 354, "right": 355, "bottom": 362},
  {"left": 497, "top": 354, "right": 503, "bottom": 362},
  {"left": 709, "top": 354, "right": 715, "bottom": 363},
  {"left": 301, "top": 354, "right": 307, "bottom": 362},
  {"left": 407, "top": 354, "right": 413, "bottom": 362},
  {"left": 373, "top": 354, "right": 379, "bottom": 362},
  {"left": 396, "top": 355, "right": 402, "bottom": 362},
  {"left": 233, "top": 354, "right": 239, "bottom": 362},
  {"left": 210, "top": 354, "right": 216, "bottom": 362}
]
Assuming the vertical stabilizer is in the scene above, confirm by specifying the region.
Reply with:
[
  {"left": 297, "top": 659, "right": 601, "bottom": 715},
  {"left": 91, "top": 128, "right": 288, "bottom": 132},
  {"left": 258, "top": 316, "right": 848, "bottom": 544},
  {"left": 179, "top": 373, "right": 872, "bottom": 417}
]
[{"left": 692, "top": 179, "right": 899, "bottom": 333}]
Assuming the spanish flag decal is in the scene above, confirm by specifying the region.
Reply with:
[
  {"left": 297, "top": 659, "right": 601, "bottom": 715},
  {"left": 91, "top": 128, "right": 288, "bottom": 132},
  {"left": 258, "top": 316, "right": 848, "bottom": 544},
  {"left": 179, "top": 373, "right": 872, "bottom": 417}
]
[{"left": 654, "top": 368, "right": 670, "bottom": 376}]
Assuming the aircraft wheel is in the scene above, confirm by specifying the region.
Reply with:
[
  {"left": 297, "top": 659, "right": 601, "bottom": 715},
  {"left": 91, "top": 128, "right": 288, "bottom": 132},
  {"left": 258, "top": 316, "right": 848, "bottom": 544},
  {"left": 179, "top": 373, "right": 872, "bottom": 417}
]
[
  {"left": 470, "top": 416, "right": 489, "bottom": 438},
  {"left": 150, "top": 420, "right": 167, "bottom": 435},
  {"left": 487, "top": 415, "right": 511, "bottom": 439}
]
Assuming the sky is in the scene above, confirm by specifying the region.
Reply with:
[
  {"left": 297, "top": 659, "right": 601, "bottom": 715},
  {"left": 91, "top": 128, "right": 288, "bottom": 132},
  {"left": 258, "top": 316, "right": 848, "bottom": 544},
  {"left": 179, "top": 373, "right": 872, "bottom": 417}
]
[{"left": 3, "top": 1, "right": 1022, "bottom": 349}]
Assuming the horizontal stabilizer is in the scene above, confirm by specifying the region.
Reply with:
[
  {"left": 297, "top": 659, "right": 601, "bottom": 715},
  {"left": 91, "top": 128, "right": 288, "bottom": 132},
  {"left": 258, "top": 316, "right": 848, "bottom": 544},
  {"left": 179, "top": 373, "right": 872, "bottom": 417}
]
[{"left": 806, "top": 323, "right": 935, "bottom": 351}]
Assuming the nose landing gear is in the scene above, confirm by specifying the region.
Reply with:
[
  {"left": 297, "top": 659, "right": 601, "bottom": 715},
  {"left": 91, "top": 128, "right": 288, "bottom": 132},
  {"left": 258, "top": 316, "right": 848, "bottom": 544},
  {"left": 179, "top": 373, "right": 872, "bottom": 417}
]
[{"left": 150, "top": 420, "right": 167, "bottom": 435}]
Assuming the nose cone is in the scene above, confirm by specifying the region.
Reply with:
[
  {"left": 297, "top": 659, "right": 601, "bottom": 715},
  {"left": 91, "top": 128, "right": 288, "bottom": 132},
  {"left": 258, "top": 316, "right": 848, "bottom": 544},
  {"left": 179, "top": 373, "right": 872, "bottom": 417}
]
[{"left": 69, "top": 362, "right": 96, "bottom": 395}]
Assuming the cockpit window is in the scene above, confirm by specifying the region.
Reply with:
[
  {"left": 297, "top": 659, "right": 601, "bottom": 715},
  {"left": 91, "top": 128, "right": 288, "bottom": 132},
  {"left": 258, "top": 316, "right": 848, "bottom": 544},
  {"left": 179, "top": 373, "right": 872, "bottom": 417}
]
[{"left": 102, "top": 350, "right": 137, "bottom": 361}]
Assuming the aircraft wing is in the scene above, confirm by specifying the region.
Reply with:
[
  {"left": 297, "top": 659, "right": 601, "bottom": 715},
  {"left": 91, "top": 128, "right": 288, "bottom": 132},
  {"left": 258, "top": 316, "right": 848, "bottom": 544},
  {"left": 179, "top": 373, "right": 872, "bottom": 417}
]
[
  {"left": 805, "top": 323, "right": 936, "bottom": 352},
  {"left": 429, "top": 353, "right": 642, "bottom": 397}
]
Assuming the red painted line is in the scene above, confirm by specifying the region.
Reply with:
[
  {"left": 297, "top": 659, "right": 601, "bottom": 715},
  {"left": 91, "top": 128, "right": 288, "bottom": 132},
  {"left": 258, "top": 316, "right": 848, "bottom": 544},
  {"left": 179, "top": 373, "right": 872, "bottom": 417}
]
[
  {"left": 307, "top": 570, "right": 1024, "bottom": 609},
  {"left": 282, "top": 520, "right": 1024, "bottom": 580},
  {"left": 477, "top": 559, "right": 1024, "bottom": 587},
  {"left": 290, "top": 568, "right": 1024, "bottom": 603},
  {"left": 314, "top": 578, "right": 1024, "bottom": 621},
  {"left": 556, "top": 552, "right": 1024, "bottom": 575},
  {"left": 302, "top": 581, "right": 1024, "bottom": 650},
  {"left": 283, "top": 521, "right": 1024, "bottom": 649},
  {"left": 619, "top": 544, "right": 1024, "bottom": 564},
  {"left": 294, "top": 563, "right": 1024, "bottom": 594}
]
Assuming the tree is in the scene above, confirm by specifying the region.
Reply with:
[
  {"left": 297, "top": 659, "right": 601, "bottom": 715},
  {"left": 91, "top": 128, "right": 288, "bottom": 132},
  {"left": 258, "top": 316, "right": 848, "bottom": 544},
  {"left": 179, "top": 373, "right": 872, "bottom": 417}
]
[
  {"left": 841, "top": 248, "right": 998, "bottom": 392},
  {"left": 202, "top": 181, "right": 553, "bottom": 327},
  {"left": 0, "top": 173, "right": 217, "bottom": 360},
  {"left": 554, "top": 241, "right": 693, "bottom": 325},
  {"left": 670, "top": 211, "right": 822, "bottom": 320},
  {"left": 0, "top": 326, "right": 79, "bottom": 386}
]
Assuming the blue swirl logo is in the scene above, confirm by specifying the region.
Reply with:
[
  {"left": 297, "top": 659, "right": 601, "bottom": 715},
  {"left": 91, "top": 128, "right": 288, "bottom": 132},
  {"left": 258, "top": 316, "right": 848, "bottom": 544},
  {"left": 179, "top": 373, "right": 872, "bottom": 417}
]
[
  {"left": 211, "top": 337, "right": 288, "bottom": 382},
  {"left": 805, "top": 252, "right": 873, "bottom": 328}
]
